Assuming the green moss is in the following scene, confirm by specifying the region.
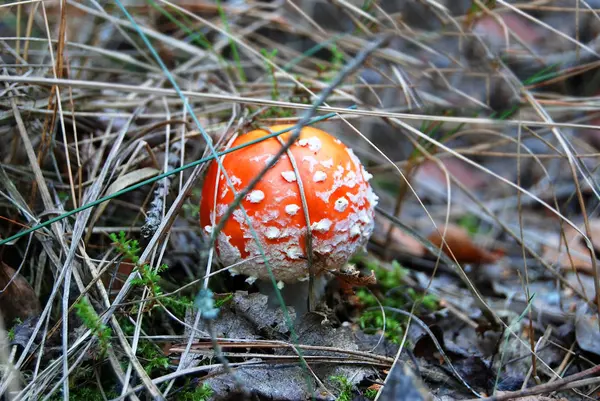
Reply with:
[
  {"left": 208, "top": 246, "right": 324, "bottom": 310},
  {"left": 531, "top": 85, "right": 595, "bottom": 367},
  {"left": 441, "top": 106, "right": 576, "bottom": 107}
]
[
  {"left": 138, "top": 341, "right": 170, "bottom": 374},
  {"left": 180, "top": 383, "right": 214, "bottom": 401},
  {"left": 48, "top": 365, "right": 118, "bottom": 401},
  {"left": 351, "top": 256, "right": 439, "bottom": 343},
  {"left": 50, "top": 386, "right": 118, "bottom": 401},
  {"left": 182, "top": 202, "right": 200, "bottom": 219},
  {"left": 74, "top": 298, "right": 111, "bottom": 355},
  {"left": 359, "top": 310, "right": 404, "bottom": 344},
  {"left": 457, "top": 214, "right": 480, "bottom": 236},
  {"left": 162, "top": 295, "right": 194, "bottom": 318},
  {"left": 364, "top": 388, "right": 378, "bottom": 400},
  {"left": 331, "top": 375, "right": 353, "bottom": 401},
  {"left": 7, "top": 318, "right": 21, "bottom": 341}
]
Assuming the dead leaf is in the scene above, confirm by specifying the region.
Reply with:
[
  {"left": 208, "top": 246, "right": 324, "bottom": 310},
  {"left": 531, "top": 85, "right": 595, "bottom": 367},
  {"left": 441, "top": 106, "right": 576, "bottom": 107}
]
[
  {"left": 414, "top": 158, "right": 488, "bottom": 191},
  {"left": 575, "top": 304, "right": 600, "bottom": 356},
  {"left": 204, "top": 359, "right": 327, "bottom": 401},
  {"left": 9, "top": 316, "right": 40, "bottom": 348},
  {"left": 104, "top": 258, "right": 136, "bottom": 296},
  {"left": 0, "top": 262, "right": 40, "bottom": 324},
  {"left": 378, "top": 362, "right": 432, "bottom": 401},
  {"left": 294, "top": 313, "right": 375, "bottom": 398},
  {"left": 104, "top": 167, "right": 160, "bottom": 202},
  {"left": 588, "top": 219, "right": 600, "bottom": 252},
  {"left": 230, "top": 291, "right": 294, "bottom": 335},
  {"left": 373, "top": 216, "right": 426, "bottom": 257},
  {"left": 332, "top": 265, "right": 377, "bottom": 291},
  {"left": 472, "top": 13, "right": 542, "bottom": 50},
  {"left": 541, "top": 225, "right": 597, "bottom": 275},
  {"left": 177, "top": 298, "right": 376, "bottom": 401},
  {"left": 331, "top": 265, "right": 377, "bottom": 306},
  {"left": 427, "top": 225, "right": 503, "bottom": 265}
]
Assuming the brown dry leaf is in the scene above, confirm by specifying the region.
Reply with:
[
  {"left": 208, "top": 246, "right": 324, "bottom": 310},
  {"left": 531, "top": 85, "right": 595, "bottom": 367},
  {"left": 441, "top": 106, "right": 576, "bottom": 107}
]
[
  {"left": 373, "top": 216, "right": 426, "bottom": 257},
  {"left": 588, "top": 219, "right": 600, "bottom": 252},
  {"left": 427, "top": 224, "right": 503, "bottom": 265},
  {"left": 0, "top": 262, "right": 40, "bottom": 324},
  {"left": 414, "top": 158, "right": 488, "bottom": 191},
  {"left": 541, "top": 225, "right": 597, "bottom": 275},
  {"left": 472, "top": 13, "right": 543, "bottom": 50},
  {"left": 332, "top": 265, "right": 376, "bottom": 291},
  {"left": 331, "top": 265, "right": 377, "bottom": 305},
  {"left": 103, "top": 258, "right": 136, "bottom": 297}
]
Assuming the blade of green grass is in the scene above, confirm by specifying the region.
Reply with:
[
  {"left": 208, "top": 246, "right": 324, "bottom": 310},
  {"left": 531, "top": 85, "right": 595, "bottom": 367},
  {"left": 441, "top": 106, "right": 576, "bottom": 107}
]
[
  {"left": 146, "top": 0, "right": 213, "bottom": 51},
  {"left": 215, "top": 0, "right": 246, "bottom": 82}
]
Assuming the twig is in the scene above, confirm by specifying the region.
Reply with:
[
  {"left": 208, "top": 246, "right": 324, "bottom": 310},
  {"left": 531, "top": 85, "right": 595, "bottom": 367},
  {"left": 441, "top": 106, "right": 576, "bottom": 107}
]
[{"left": 465, "top": 363, "right": 600, "bottom": 401}]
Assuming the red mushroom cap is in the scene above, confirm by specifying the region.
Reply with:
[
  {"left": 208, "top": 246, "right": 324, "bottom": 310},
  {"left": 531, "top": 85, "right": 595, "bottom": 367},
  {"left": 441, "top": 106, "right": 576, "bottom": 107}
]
[{"left": 199, "top": 124, "right": 378, "bottom": 283}]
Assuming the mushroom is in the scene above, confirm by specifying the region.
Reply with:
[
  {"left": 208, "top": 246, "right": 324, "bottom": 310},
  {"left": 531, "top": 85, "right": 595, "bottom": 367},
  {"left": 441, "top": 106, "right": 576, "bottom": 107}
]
[{"left": 199, "top": 124, "right": 378, "bottom": 311}]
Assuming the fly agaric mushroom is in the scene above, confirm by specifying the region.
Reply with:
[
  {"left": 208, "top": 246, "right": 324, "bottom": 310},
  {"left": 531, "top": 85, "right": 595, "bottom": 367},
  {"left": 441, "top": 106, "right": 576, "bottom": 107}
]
[{"left": 199, "top": 124, "right": 378, "bottom": 286}]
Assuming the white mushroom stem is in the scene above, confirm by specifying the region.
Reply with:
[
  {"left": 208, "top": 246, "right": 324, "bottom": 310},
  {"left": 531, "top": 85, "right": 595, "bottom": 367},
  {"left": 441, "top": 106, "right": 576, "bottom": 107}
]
[{"left": 255, "top": 276, "right": 329, "bottom": 319}]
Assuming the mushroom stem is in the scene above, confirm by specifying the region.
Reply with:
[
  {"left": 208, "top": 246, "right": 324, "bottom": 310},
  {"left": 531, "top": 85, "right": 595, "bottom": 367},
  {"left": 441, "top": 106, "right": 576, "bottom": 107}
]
[{"left": 256, "top": 276, "right": 328, "bottom": 319}]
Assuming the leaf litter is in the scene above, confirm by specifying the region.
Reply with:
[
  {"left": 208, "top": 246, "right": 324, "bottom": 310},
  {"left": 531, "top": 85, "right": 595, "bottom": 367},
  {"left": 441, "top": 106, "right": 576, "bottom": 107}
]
[{"left": 177, "top": 292, "right": 389, "bottom": 400}]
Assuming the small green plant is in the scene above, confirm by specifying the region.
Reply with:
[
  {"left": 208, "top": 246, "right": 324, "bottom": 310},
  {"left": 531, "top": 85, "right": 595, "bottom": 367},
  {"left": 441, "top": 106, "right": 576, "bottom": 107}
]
[
  {"left": 257, "top": 107, "right": 294, "bottom": 119},
  {"left": 215, "top": 0, "right": 246, "bottom": 82},
  {"left": 130, "top": 263, "right": 169, "bottom": 298},
  {"left": 329, "top": 44, "right": 344, "bottom": 68},
  {"left": 118, "top": 316, "right": 135, "bottom": 335},
  {"left": 110, "top": 231, "right": 141, "bottom": 263},
  {"left": 214, "top": 293, "right": 233, "bottom": 308},
  {"left": 180, "top": 383, "right": 214, "bottom": 401},
  {"left": 407, "top": 288, "right": 439, "bottom": 312},
  {"left": 364, "top": 388, "right": 378, "bottom": 400},
  {"left": 316, "top": 44, "right": 345, "bottom": 81},
  {"left": 57, "top": 191, "right": 70, "bottom": 203},
  {"left": 49, "top": 385, "right": 118, "bottom": 401},
  {"left": 183, "top": 202, "right": 200, "bottom": 219},
  {"left": 162, "top": 295, "right": 194, "bottom": 318},
  {"left": 331, "top": 375, "right": 353, "bottom": 401},
  {"left": 352, "top": 257, "right": 439, "bottom": 343},
  {"left": 457, "top": 214, "right": 480, "bottom": 236},
  {"left": 262, "top": 48, "right": 280, "bottom": 100},
  {"left": 258, "top": 48, "right": 294, "bottom": 118},
  {"left": 138, "top": 341, "right": 170, "bottom": 374},
  {"left": 7, "top": 317, "right": 21, "bottom": 341},
  {"left": 7, "top": 326, "right": 15, "bottom": 341},
  {"left": 360, "top": 0, "right": 373, "bottom": 11},
  {"left": 110, "top": 231, "right": 170, "bottom": 305},
  {"left": 74, "top": 298, "right": 111, "bottom": 355},
  {"left": 183, "top": 188, "right": 202, "bottom": 220}
]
